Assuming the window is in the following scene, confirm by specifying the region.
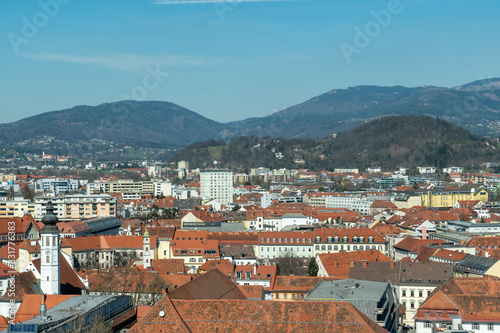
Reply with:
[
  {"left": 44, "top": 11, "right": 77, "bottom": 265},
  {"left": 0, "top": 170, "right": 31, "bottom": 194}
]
[
  {"left": 424, "top": 322, "right": 431, "bottom": 328},
  {"left": 410, "top": 302, "right": 414, "bottom": 309},
  {"left": 189, "top": 258, "right": 196, "bottom": 262},
  {"left": 275, "top": 294, "right": 279, "bottom": 299},
  {"left": 425, "top": 312, "right": 429, "bottom": 317},
  {"left": 283, "top": 294, "right": 287, "bottom": 299},
  {"left": 437, "top": 312, "right": 441, "bottom": 317},
  {"left": 472, "top": 323, "right": 479, "bottom": 330},
  {"left": 419, "top": 290, "right": 423, "bottom": 298},
  {"left": 488, "top": 323, "right": 494, "bottom": 331},
  {"left": 402, "top": 289, "right": 406, "bottom": 297}
]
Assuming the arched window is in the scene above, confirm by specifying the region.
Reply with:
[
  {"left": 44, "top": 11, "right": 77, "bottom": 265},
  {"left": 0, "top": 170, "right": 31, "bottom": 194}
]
[
  {"left": 46, "top": 256, "right": 50, "bottom": 264},
  {"left": 328, "top": 245, "right": 332, "bottom": 251},
  {"left": 334, "top": 245, "right": 338, "bottom": 251}
]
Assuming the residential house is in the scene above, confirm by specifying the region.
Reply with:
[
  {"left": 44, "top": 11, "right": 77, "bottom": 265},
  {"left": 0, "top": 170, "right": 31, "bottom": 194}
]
[{"left": 414, "top": 276, "right": 500, "bottom": 332}]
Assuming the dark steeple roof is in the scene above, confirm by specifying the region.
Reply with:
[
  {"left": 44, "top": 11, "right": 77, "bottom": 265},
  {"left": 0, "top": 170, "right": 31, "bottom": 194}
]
[{"left": 41, "top": 201, "right": 60, "bottom": 234}]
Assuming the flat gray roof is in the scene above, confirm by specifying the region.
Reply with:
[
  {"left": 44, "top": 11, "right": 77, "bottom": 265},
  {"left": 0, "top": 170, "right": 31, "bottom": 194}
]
[{"left": 306, "top": 279, "right": 389, "bottom": 301}]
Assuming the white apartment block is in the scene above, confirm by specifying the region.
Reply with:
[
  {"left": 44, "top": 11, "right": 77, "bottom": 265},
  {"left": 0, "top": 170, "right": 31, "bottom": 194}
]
[
  {"left": 200, "top": 170, "right": 234, "bottom": 206},
  {"left": 154, "top": 181, "right": 172, "bottom": 197},
  {"left": 36, "top": 178, "right": 81, "bottom": 195}
]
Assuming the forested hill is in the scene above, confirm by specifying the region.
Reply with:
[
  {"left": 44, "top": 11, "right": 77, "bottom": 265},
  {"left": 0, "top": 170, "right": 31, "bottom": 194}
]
[{"left": 172, "top": 116, "right": 500, "bottom": 171}]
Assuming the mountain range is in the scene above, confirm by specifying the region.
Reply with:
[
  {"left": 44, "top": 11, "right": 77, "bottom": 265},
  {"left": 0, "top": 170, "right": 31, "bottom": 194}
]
[{"left": 2, "top": 78, "right": 500, "bottom": 150}]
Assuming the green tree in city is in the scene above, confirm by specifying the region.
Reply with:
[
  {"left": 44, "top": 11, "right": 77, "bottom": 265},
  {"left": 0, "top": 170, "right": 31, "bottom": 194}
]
[{"left": 307, "top": 257, "right": 319, "bottom": 276}]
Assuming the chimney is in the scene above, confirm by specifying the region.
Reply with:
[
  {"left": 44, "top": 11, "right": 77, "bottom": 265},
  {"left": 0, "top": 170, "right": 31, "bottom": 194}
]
[
  {"left": 350, "top": 259, "right": 355, "bottom": 267},
  {"left": 422, "top": 226, "right": 427, "bottom": 240},
  {"left": 361, "top": 260, "right": 367, "bottom": 268},
  {"left": 40, "top": 295, "right": 47, "bottom": 318},
  {"left": 335, "top": 261, "right": 339, "bottom": 268},
  {"left": 254, "top": 263, "right": 258, "bottom": 276}
]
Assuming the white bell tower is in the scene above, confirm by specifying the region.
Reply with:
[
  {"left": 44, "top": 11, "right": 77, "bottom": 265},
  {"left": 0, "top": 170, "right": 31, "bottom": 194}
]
[
  {"left": 40, "top": 201, "right": 60, "bottom": 295},
  {"left": 143, "top": 229, "right": 151, "bottom": 269}
]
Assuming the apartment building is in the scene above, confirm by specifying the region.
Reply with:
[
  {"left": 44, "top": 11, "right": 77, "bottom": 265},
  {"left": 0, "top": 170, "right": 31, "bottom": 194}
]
[
  {"left": 34, "top": 194, "right": 116, "bottom": 221},
  {"left": 200, "top": 170, "right": 234, "bottom": 206}
]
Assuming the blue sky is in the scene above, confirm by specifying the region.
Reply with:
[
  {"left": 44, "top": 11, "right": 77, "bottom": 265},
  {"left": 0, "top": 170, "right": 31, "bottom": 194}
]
[{"left": 1, "top": 0, "right": 499, "bottom": 124}]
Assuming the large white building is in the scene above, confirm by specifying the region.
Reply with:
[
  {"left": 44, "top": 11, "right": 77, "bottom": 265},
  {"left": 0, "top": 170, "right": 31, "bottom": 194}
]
[{"left": 200, "top": 170, "right": 234, "bottom": 206}]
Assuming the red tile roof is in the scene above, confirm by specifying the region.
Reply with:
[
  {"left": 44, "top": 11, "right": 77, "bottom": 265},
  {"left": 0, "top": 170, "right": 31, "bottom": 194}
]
[
  {"left": 414, "top": 276, "right": 500, "bottom": 323},
  {"left": 129, "top": 296, "right": 387, "bottom": 333},
  {"left": 317, "top": 250, "right": 391, "bottom": 278},
  {"left": 167, "top": 268, "right": 246, "bottom": 300}
]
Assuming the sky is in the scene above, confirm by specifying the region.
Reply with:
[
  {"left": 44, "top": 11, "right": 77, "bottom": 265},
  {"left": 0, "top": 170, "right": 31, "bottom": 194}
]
[{"left": 1, "top": 0, "right": 499, "bottom": 124}]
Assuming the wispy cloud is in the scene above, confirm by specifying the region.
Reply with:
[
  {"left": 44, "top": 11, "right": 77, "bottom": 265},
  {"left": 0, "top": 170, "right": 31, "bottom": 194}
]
[
  {"left": 154, "top": 0, "right": 302, "bottom": 4},
  {"left": 23, "top": 53, "right": 202, "bottom": 72}
]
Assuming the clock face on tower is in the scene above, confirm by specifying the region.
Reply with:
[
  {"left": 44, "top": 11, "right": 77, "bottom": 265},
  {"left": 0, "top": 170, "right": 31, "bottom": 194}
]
[{"left": 45, "top": 249, "right": 51, "bottom": 256}]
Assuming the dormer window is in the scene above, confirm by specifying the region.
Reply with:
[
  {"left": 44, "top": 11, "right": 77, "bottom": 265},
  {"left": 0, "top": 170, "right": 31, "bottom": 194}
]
[
  {"left": 368, "top": 236, "right": 374, "bottom": 243},
  {"left": 315, "top": 236, "right": 321, "bottom": 242},
  {"left": 327, "top": 236, "right": 333, "bottom": 243},
  {"left": 334, "top": 236, "right": 339, "bottom": 242},
  {"left": 343, "top": 236, "right": 348, "bottom": 242}
]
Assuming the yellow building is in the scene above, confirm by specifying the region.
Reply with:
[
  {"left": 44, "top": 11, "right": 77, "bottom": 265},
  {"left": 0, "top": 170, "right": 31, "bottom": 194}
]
[
  {"left": 0, "top": 200, "right": 35, "bottom": 218},
  {"left": 420, "top": 186, "right": 489, "bottom": 208}
]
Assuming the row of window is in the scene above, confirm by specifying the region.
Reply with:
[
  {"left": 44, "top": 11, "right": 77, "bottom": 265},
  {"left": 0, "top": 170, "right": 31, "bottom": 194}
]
[
  {"left": 423, "top": 322, "right": 494, "bottom": 330},
  {"left": 402, "top": 289, "right": 432, "bottom": 298},
  {"left": 315, "top": 244, "right": 382, "bottom": 251},
  {"left": 261, "top": 237, "right": 312, "bottom": 244},
  {"left": 261, "top": 247, "right": 311, "bottom": 253}
]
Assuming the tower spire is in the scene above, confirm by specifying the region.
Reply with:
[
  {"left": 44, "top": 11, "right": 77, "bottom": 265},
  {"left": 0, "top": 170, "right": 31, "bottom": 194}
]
[{"left": 40, "top": 200, "right": 61, "bottom": 295}]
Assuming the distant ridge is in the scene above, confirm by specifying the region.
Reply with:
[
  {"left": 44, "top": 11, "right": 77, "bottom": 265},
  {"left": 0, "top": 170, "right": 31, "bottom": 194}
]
[
  {"left": 2, "top": 78, "right": 500, "bottom": 152},
  {"left": 172, "top": 115, "right": 500, "bottom": 170}
]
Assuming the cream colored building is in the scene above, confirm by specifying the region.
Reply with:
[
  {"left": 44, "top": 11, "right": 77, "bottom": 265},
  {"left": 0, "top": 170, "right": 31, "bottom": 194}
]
[
  {"left": 35, "top": 194, "right": 116, "bottom": 221},
  {"left": 0, "top": 200, "right": 35, "bottom": 218}
]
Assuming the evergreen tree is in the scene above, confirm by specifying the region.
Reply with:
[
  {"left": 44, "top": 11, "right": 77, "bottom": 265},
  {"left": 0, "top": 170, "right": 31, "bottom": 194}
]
[{"left": 307, "top": 257, "right": 319, "bottom": 276}]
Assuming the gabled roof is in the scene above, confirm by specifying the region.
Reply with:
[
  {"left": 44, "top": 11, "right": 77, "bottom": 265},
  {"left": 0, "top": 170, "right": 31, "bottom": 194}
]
[
  {"left": 130, "top": 296, "right": 387, "bottom": 333},
  {"left": 414, "top": 276, "right": 500, "bottom": 322},
  {"left": 370, "top": 200, "right": 397, "bottom": 209},
  {"left": 317, "top": 250, "right": 391, "bottom": 278},
  {"left": 151, "top": 259, "right": 187, "bottom": 275},
  {"left": 1, "top": 271, "right": 41, "bottom": 300},
  {"left": 167, "top": 268, "right": 246, "bottom": 300}
]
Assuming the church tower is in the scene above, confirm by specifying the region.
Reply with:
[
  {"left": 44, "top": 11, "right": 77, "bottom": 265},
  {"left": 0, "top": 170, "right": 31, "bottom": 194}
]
[
  {"left": 40, "top": 201, "right": 60, "bottom": 294},
  {"left": 143, "top": 229, "right": 151, "bottom": 269}
]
